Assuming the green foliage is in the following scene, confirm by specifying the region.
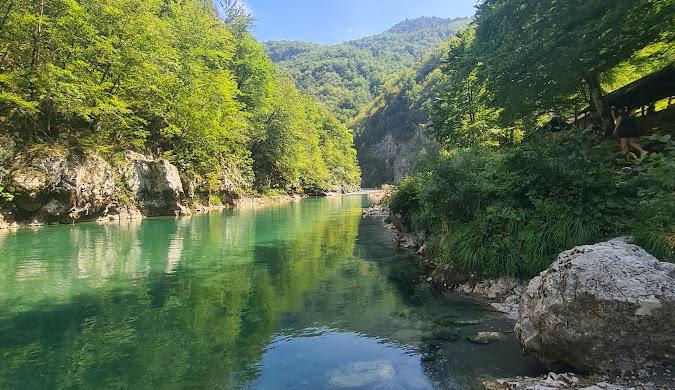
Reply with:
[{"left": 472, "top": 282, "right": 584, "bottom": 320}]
[
  {"left": 623, "top": 135, "right": 675, "bottom": 261},
  {"left": 360, "top": 1, "right": 674, "bottom": 280},
  {"left": 263, "top": 17, "right": 470, "bottom": 122},
  {"left": 209, "top": 194, "right": 222, "bottom": 205},
  {"left": 431, "top": 28, "right": 506, "bottom": 149},
  {"left": 600, "top": 42, "right": 675, "bottom": 92},
  {"left": 387, "top": 175, "right": 423, "bottom": 230},
  {"left": 0, "top": 186, "right": 14, "bottom": 205},
  {"left": 472, "top": 0, "right": 675, "bottom": 124},
  {"left": 0, "top": 0, "right": 360, "bottom": 196},
  {"left": 391, "top": 128, "right": 674, "bottom": 278},
  {"left": 249, "top": 71, "right": 360, "bottom": 193}
]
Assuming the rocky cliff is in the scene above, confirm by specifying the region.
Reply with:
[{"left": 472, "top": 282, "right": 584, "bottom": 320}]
[
  {"left": 0, "top": 140, "right": 236, "bottom": 228},
  {"left": 357, "top": 127, "right": 437, "bottom": 187}
]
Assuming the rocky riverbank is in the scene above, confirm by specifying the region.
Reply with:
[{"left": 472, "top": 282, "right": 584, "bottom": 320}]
[
  {"left": 0, "top": 145, "right": 196, "bottom": 228},
  {"left": 0, "top": 138, "right": 361, "bottom": 229},
  {"left": 482, "top": 368, "right": 674, "bottom": 390},
  {"left": 362, "top": 200, "right": 674, "bottom": 389}
]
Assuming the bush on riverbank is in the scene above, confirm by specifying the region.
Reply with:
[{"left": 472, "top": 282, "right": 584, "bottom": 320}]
[{"left": 390, "top": 129, "right": 674, "bottom": 278}]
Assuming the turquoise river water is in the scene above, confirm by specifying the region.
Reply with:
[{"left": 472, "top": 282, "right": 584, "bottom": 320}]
[{"left": 0, "top": 195, "right": 545, "bottom": 389}]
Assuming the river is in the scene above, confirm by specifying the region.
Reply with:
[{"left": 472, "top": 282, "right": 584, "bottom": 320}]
[{"left": 0, "top": 195, "right": 544, "bottom": 389}]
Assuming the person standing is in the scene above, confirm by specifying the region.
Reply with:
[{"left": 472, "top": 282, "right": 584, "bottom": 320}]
[{"left": 613, "top": 106, "right": 647, "bottom": 158}]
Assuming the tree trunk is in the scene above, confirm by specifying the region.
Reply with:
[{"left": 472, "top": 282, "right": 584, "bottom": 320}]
[
  {"left": 29, "top": 0, "right": 44, "bottom": 101},
  {"left": 584, "top": 73, "right": 613, "bottom": 135},
  {"left": 0, "top": 1, "right": 12, "bottom": 34}
]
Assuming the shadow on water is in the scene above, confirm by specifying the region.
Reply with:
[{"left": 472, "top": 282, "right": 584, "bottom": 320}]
[{"left": 0, "top": 195, "right": 545, "bottom": 389}]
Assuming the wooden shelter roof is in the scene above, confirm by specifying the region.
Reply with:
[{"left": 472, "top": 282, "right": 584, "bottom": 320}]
[{"left": 603, "top": 63, "right": 675, "bottom": 109}]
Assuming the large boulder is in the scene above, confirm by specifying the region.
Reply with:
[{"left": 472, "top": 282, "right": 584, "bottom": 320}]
[
  {"left": 122, "top": 152, "right": 190, "bottom": 216},
  {"left": 516, "top": 238, "right": 675, "bottom": 372}
]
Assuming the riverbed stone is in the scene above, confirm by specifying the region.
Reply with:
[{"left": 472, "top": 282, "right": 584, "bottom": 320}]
[
  {"left": 468, "top": 331, "right": 506, "bottom": 344},
  {"left": 453, "top": 318, "right": 481, "bottom": 326},
  {"left": 325, "top": 360, "right": 395, "bottom": 388},
  {"left": 432, "top": 314, "right": 456, "bottom": 327},
  {"left": 483, "top": 372, "right": 633, "bottom": 390},
  {"left": 432, "top": 326, "right": 461, "bottom": 341},
  {"left": 515, "top": 238, "right": 675, "bottom": 372}
]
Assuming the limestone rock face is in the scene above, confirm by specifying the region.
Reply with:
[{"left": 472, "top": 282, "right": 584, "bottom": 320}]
[
  {"left": 7, "top": 148, "right": 123, "bottom": 223},
  {"left": 0, "top": 134, "right": 16, "bottom": 183},
  {"left": 515, "top": 238, "right": 675, "bottom": 372},
  {"left": 3, "top": 148, "right": 190, "bottom": 224},
  {"left": 357, "top": 128, "right": 438, "bottom": 188},
  {"left": 123, "top": 152, "right": 190, "bottom": 216}
]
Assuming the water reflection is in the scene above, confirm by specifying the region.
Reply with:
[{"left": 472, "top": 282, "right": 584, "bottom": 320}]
[
  {"left": 0, "top": 196, "right": 543, "bottom": 389},
  {"left": 252, "top": 329, "right": 433, "bottom": 390}
]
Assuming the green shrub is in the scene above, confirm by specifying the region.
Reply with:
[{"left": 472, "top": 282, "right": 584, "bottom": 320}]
[
  {"left": 392, "top": 128, "right": 672, "bottom": 278},
  {"left": 209, "top": 195, "right": 222, "bottom": 205},
  {"left": 624, "top": 135, "right": 675, "bottom": 261},
  {"left": 388, "top": 175, "right": 424, "bottom": 230},
  {"left": 0, "top": 186, "right": 14, "bottom": 208}
]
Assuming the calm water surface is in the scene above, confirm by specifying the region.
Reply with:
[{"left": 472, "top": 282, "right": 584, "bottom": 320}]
[{"left": 0, "top": 195, "right": 544, "bottom": 389}]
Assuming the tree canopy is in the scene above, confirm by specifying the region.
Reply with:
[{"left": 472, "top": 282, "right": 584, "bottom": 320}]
[
  {"left": 0, "top": 0, "right": 360, "bottom": 196},
  {"left": 472, "top": 0, "right": 675, "bottom": 129},
  {"left": 263, "top": 17, "right": 471, "bottom": 122}
]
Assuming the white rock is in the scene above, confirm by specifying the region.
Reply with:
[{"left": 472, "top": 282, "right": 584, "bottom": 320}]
[
  {"left": 325, "top": 360, "right": 395, "bottom": 388},
  {"left": 516, "top": 238, "right": 675, "bottom": 372}
]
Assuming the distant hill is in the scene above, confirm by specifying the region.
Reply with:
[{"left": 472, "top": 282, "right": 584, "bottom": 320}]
[{"left": 262, "top": 17, "right": 471, "bottom": 122}]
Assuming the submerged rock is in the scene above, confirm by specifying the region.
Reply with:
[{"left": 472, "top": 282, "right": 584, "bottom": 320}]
[
  {"left": 325, "top": 360, "right": 395, "bottom": 388},
  {"left": 468, "top": 331, "right": 506, "bottom": 344},
  {"left": 423, "top": 326, "right": 461, "bottom": 342},
  {"left": 516, "top": 238, "right": 675, "bottom": 372},
  {"left": 453, "top": 318, "right": 481, "bottom": 326}
]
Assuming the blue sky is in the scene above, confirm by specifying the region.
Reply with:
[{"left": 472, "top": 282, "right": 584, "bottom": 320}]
[{"left": 234, "top": 0, "right": 478, "bottom": 45}]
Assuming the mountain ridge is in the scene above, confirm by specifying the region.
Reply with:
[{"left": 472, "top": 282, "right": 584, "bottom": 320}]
[{"left": 262, "top": 16, "right": 471, "bottom": 122}]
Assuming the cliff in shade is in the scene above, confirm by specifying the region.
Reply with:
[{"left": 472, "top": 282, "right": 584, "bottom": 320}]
[{"left": 351, "top": 40, "right": 453, "bottom": 187}]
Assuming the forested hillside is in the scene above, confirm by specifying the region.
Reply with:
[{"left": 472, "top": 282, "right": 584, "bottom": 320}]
[
  {"left": 263, "top": 17, "right": 470, "bottom": 122},
  {"left": 0, "top": 0, "right": 360, "bottom": 202},
  {"left": 388, "top": 0, "right": 675, "bottom": 278}
]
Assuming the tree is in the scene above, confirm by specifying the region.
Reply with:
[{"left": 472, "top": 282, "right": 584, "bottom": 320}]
[
  {"left": 431, "top": 28, "right": 503, "bottom": 148},
  {"left": 473, "top": 0, "right": 675, "bottom": 132},
  {"left": 0, "top": 0, "right": 361, "bottom": 197}
]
